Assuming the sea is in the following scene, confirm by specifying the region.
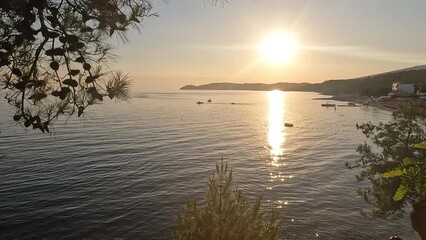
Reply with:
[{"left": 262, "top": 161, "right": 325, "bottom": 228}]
[{"left": 0, "top": 91, "right": 419, "bottom": 239}]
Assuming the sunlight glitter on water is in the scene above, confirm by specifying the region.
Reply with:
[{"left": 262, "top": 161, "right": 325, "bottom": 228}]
[
  {"left": 267, "top": 91, "right": 285, "bottom": 165},
  {"left": 0, "top": 91, "right": 416, "bottom": 239}
]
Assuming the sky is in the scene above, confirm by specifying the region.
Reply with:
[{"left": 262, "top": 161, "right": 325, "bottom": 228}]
[{"left": 112, "top": 0, "right": 426, "bottom": 90}]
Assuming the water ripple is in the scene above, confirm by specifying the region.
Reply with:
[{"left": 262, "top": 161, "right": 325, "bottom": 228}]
[{"left": 0, "top": 91, "right": 418, "bottom": 239}]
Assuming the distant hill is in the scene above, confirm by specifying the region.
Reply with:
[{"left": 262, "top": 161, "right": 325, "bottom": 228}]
[
  {"left": 180, "top": 82, "right": 310, "bottom": 91},
  {"left": 180, "top": 65, "right": 426, "bottom": 96},
  {"left": 302, "top": 68, "right": 426, "bottom": 96}
]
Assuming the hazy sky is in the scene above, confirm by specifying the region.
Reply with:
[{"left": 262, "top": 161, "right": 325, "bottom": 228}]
[{"left": 112, "top": 0, "right": 426, "bottom": 90}]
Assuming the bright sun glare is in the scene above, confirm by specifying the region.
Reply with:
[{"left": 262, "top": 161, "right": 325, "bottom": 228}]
[{"left": 260, "top": 31, "right": 299, "bottom": 64}]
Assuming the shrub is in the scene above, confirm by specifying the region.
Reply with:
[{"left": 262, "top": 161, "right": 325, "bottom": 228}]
[{"left": 173, "top": 160, "right": 281, "bottom": 240}]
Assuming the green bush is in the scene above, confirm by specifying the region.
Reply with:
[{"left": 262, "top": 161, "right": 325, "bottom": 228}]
[
  {"left": 173, "top": 160, "right": 281, "bottom": 240},
  {"left": 347, "top": 102, "right": 426, "bottom": 218}
]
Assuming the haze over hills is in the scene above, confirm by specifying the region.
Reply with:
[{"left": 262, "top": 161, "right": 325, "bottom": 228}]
[{"left": 181, "top": 65, "right": 426, "bottom": 96}]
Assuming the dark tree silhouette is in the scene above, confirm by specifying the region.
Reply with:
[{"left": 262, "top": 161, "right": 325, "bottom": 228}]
[{"left": 0, "top": 0, "right": 155, "bottom": 132}]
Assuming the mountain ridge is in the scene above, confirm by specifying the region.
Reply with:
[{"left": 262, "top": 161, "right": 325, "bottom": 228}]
[{"left": 180, "top": 65, "right": 426, "bottom": 96}]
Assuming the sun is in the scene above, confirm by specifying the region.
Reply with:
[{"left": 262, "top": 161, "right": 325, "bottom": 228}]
[{"left": 260, "top": 31, "right": 299, "bottom": 64}]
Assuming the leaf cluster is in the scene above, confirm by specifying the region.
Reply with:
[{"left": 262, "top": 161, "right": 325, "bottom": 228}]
[
  {"left": 0, "top": 0, "right": 153, "bottom": 132},
  {"left": 173, "top": 159, "right": 281, "bottom": 240},
  {"left": 381, "top": 143, "right": 426, "bottom": 202}
]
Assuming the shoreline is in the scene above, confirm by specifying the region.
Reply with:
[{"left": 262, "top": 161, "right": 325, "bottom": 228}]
[{"left": 330, "top": 94, "right": 426, "bottom": 113}]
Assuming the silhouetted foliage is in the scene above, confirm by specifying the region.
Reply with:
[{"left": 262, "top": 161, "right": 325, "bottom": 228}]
[
  {"left": 0, "top": 0, "right": 155, "bottom": 132},
  {"left": 173, "top": 160, "right": 281, "bottom": 240},
  {"left": 347, "top": 102, "right": 426, "bottom": 238}
]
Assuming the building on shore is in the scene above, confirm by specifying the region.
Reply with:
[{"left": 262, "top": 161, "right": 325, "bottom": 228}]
[{"left": 389, "top": 82, "right": 419, "bottom": 97}]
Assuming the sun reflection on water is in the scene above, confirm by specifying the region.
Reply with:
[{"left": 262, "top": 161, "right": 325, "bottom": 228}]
[
  {"left": 266, "top": 90, "right": 296, "bottom": 205},
  {"left": 268, "top": 90, "right": 285, "bottom": 166}
]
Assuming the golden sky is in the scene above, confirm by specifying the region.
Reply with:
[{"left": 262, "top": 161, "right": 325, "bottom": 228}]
[{"left": 113, "top": 0, "right": 426, "bottom": 90}]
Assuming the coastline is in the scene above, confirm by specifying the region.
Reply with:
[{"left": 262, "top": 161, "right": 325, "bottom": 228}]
[{"left": 330, "top": 94, "right": 426, "bottom": 113}]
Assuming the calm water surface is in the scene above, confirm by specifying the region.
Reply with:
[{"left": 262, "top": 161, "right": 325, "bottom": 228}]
[{"left": 0, "top": 91, "right": 419, "bottom": 239}]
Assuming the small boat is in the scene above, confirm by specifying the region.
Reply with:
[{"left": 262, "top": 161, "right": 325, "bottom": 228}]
[
  {"left": 207, "top": 98, "right": 212, "bottom": 103},
  {"left": 284, "top": 123, "right": 293, "bottom": 127},
  {"left": 321, "top": 103, "right": 336, "bottom": 107},
  {"left": 337, "top": 102, "right": 360, "bottom": 107},
  {"left": 196, "top": 101, "right": 204, "bottom": 104}
]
